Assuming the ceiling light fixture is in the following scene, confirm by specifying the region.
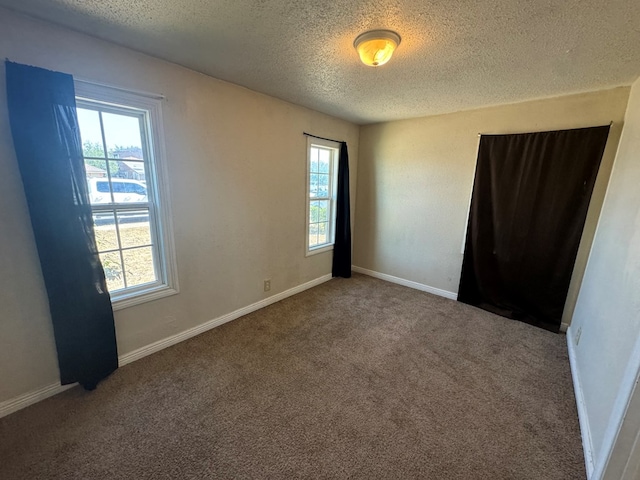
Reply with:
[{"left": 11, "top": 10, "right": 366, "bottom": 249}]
[{"left": 354, "top": 30, "right": 401, "bottom": 67}]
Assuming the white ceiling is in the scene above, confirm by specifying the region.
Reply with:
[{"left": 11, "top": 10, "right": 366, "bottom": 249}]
[{"left": 2, "top": 0, "right": 640, "bottom": 124}]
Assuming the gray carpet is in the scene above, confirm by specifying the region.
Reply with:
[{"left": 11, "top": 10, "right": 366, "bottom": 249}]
[{"left": 0, "top": 274, "right": 585, "bottom": 479}]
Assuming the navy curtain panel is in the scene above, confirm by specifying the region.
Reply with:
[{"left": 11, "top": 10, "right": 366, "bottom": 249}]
[
  {"left": 332, "top": 142, "right": 352, "bottom": 278},
  {"left": 458, "top": 126, "right": 610, "bottom": 332},
  {"left": 6, "top": 61, "right": 118, "bottom": 389}
]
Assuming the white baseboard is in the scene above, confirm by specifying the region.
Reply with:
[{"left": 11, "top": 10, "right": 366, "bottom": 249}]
[
  {"left": 567, "top": 326, "right": 596, "bottom": 478},
  {"left": 0, "top": 382, "right": 77, "bottom": 419},
  {"left": 0, "top": 273, "right": 333, "bottom": 419},
  {"left": 560, "top": 322, "right": 569, "bottom": 333},
  {"left": 352, "top": 265, "right": 458, "bottom": 300}
]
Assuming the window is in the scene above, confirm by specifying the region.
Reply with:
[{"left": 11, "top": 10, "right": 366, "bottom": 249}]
[
  {"left": 75, "top": 82, "right": 178, "bottom": 309},
  {"left": 306, "top": 137, "right": 339, "bottom": 255}
]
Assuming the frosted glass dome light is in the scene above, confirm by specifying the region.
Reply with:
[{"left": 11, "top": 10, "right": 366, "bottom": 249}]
[{"left": 354, "top": 30, "right": 401, "bottom": 67}]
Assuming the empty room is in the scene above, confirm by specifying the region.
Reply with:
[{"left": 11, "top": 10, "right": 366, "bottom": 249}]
[{"left": 1, "top": 1, "right": 639, "bottom": 479}]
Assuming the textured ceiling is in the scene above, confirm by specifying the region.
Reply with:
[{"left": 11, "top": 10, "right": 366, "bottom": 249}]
[{"left": 2, "top": 0, "right": 640, "bottom": 124}]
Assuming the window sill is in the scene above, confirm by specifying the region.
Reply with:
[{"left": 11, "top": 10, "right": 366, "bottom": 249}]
[
  {"left": 111, "top": 284, "right": 179, "bottom": 311},
  {"left": 306, "top": 244, "right": 334, "bottom": 257}
]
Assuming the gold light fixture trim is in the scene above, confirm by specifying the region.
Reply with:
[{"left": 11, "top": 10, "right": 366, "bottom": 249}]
[{"left": 354, "top": 30, "right": 401, "bottom": 67}]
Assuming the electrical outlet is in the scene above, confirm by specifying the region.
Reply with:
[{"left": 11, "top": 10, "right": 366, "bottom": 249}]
[
  {"left": 264, "top": 279, "right": 271, "bottom": 292},
  {"left": 575, "top": 326, "right": 582, "bottom": 346}
]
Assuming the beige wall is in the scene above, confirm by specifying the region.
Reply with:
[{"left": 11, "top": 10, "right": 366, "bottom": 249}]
[
  {"left": 354, "top": 88, "right": 629, "bottom": 327},
  {"left": 570, "top": 77, "right": 640, "bottom": 477},
  {"left": 0, "top": 9, "right": 359, "bottom": 403}
]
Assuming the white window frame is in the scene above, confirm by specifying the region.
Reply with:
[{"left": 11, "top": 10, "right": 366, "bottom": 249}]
[
  {"left": 305, "top": 137, "right": 340, "bottom": 256},
  {"left": 75, "top": 82, "right": 179, "bottom": 310}
]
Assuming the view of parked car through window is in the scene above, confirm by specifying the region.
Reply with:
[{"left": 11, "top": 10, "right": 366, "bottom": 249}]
[
  {"left": 77, "top": 104, "right": 157, "bottom": 294},
  {"left": 88, "top": 178, "right": 147, "bottom": 204}
]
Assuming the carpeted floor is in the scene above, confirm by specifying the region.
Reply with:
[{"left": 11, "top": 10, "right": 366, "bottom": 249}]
[{"left": 0, "top": 274, "right": 585, "bottom": 479}]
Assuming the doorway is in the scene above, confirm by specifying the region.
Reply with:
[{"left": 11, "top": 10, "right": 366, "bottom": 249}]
[{"left": 458, "top": 126, "right": 610, "bottom": 332}]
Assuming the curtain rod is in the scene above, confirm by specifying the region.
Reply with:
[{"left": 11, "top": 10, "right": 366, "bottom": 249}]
[
  {"left": 74, "top": 77, "right": 166, "bottom": 100},
  {"left": 477, "top": 121, "right": 613, "bottom": 137},
  {"left": 303, "top": 132, "right": 344, "bottom": 143}
]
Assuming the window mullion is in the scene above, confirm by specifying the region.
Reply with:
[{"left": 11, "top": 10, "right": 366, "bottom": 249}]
[
  {"left": 110, "top": 207, "right": 128, "bottom": 289},
  {"left": 118, "top": 248, "right": 128, "bottom": 289},
  {"left": 97, "top": 111, "right": 116, "bottom": 204}
]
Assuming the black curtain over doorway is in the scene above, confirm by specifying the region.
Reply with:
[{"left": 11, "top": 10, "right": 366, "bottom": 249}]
[
  {"left": 6, "top": 61, "right": 118, "bottom": 389},
  {"left": 458, "top": 126, "right": 610, "bottom": 332}
]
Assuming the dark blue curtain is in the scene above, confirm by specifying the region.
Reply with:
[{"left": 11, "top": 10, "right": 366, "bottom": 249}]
[
  {"left": 332, "top": 142, "right": 351, "bottom": 277},
  {"left": 6, "top": 61, "right": 118, "bottom": 390}
]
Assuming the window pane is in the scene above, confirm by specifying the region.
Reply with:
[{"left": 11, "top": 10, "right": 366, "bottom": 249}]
[
  {"left": 102, "top": 112, "right": 143, "bottom": 159},
  {"left": 77, "top": 108, "right": 105, "bottom": 158},
  {"left": 310, "top": 147, "right": 319, "bottom": 173},
  {"left": 318, "top": 222, "right": 329, "bottom": 245},
  {"left": 317, "top": 200, "right": 329, "bottom": 222},
  {"left": 122, "top": 246, "right": 156, "bottom": 287},
  {"left": 85, "top": 164, "right": 113, "bottom": 204},
  {"left": 309, "top": 174, "right": 319, "bottom": 197},
  {"left": 310, "top": 201, "right": 320, "bottom": 223},
  {"left": 85, "top": 159, "right": 108, "bottom": 181},
  {"left": 318, "top": 174, "right": 329, "bottom": 197},
  {"left": 100, "top": 251, "right": 125, "bottom": 292},
  {"left": 318, "top": 149, "right": 330, "bottom": 173},
  {"left": 309, "top": 223, "right": 319, "bottom": 247},
  {"left": 114, "top": 159, "right": 147, "bottom": 183},
  {"left": 93, "top": 212, "right": 119, "bottom": 252},
  {"left": 118, "top": 210, "right": 152, "bottom": 248}
]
